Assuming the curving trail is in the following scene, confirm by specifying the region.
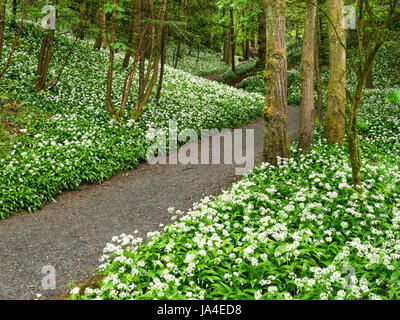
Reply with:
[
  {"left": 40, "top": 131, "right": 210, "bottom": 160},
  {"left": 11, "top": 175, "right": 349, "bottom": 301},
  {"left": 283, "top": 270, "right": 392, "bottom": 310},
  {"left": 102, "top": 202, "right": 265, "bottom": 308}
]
[{"left": 0, "top": 78, "right": 301, "bottom": 300}]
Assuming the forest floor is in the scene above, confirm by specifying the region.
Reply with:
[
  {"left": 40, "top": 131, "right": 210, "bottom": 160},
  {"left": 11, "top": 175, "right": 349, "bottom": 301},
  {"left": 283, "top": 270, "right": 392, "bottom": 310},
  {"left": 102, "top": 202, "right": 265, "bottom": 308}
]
[{"left": 0, "top": 105, "right": 301, "bottom": 300}]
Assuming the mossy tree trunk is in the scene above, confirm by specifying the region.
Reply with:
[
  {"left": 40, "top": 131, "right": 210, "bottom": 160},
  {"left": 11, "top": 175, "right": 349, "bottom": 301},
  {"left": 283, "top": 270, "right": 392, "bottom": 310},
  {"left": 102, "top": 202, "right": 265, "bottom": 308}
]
[
  {"left": 262, "top": 0, "right": 290, "bottom": 165},
  {"left": 322, "top": 0, "right": 346, "bottom": 145},
  {"left": 298, "top": 0, "right": 317, "bottom": 153}
]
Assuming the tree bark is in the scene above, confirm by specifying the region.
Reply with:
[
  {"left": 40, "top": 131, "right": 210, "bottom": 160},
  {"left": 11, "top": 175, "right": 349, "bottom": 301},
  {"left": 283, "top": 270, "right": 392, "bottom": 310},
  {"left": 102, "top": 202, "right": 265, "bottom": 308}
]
[
  {"left": 322, "top": 0, "right": 346, "bottom": 145},
  {"left": 78, "top": 1, "right": 86, "bottom": 39},
  {"left": 256, "top": 8, "right": 266, "bottom": 68},
  {"left": 36, "top": 1, "right": 56, "bottom": 94},
  {"left": 223, "top": 23, "right": 231, "bottom": 65},
  {"left": 93, "top": 6, "right": 104, "bottom": 50},
  {"left": 11, "top": 0, "right": 17, "bottom": 27},
  {"left": 105, "top": 0, "right": 118, "bottom": 119},
  {"left": 156, "top": 20, "right": 166, "bottom": 102},
  {"left": 298, "top": 0, "right": 317, "bottom": 153},
  {"left": 230, "top": 8, "right": 235, "bottom": 71},
  {"left": 365, "top": 65, "right": 373, "bottom": 89},
  {"left": 315, "top": 14, "right": 323, "bottom": 124},
  {"left": 263, "top": 0, "right": 290, "bottom": 165},
  {"left": 123, "top": 0, "right": 141, "bottom": 69},
  {"left": 0, "top": 0, "right": 6, "bottom": 62}
]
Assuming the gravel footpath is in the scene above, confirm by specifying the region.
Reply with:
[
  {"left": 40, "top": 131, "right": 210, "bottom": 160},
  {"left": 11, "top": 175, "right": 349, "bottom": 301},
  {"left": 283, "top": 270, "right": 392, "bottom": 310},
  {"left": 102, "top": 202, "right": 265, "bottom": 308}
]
[{"left": 0, "top": 106, "right": 300, "bottom": 300}]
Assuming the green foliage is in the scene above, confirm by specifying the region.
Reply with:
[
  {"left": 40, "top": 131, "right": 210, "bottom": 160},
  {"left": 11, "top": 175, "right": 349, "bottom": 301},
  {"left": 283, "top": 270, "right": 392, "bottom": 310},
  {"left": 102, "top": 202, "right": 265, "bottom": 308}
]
[
  {"left": 237, "top": 71, "right": 265, "bottom": 95},
  {"left": 72, "top": 89, "right": 400, "bottom": 300},
  {"left": 217, "top": 58, "right": 259, "bottom": 84},
  {"left": 385, "top": 90, "right": 400, "bottom": 103},
  {"left": 0, "top": 22, "right": 263, "bottom": 218},
  {"left": 165, "top": 42, "right": 230, "bottom": 77}
]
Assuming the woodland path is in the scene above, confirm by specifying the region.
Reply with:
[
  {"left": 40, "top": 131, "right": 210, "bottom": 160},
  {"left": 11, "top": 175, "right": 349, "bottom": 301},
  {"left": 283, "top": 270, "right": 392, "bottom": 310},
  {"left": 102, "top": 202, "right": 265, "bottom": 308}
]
[{"left": 0, "top": 76, "right": 301, "bottom": 300}]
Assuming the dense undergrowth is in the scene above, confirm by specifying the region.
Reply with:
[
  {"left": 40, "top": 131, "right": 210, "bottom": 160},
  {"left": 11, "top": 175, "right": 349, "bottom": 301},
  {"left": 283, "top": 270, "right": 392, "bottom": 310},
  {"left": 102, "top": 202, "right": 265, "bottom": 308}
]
[
  {"left": 72, "top": 87, "right": 400, "bottom": 300},
  {"left": 0, "top": 22, "right": 264, "bottom": 218},
  {"left": 70, "top": 41, "right": 400, "bottom": 300},
  {"left": 165, "top": 42, "right": 231, "bottom": 76}
]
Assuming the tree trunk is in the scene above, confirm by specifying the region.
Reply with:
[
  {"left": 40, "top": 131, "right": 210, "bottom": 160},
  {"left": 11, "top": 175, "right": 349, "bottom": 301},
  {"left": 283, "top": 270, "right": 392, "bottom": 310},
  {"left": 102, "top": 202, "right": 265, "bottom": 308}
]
[
  {"left": 11, "top": 0, "right": 17, "bottom": 27},
  {"left": 230, "top": 8, "right": 235, "bottom": 71},
  {"left": 244, "top": 39, "right": 249, "bottom": 60},
  {"left": 105, "top": 0, "right": 118, "bottom": 119},
  {"left": 209, "top": 32, "right": 214, "bottom": 51},
  {"left": 36, "top": 0, "right": 57, "bottom": 93},
  {"left": 35, "top": 0, "right": 56, "bottom": 91},
  {"left": 315, "top": 14, "right": 323, "bottom": 125},
  {"left": 263, "top": 0, "right": 290, "bottom": 165},
  {"left": 138, "top": 0, "right": 145, "bottom": 90},
  {"left": 93, "top": 6, "right": 104, "bottom": 50},
  {"left": 223, "top": 27, "right": 231, "bottom": 65},
  {"left": 256, "top": 8, "right": 266, "bottom": 68},
  {"left": 0, "top": 0, "right": 6, "bottom": 62},
  {"left": 156, "top": 22, "right": 166, "bottom": 102},
  {"left": 322, "top": 0, "right": 346, "bottom": 145},
  {"left": 156, "top": 25, "right": 167, "bottom": 102},
  {"left": 365, "top": 65, "right": 373, "bottom": 89},
  {"left": 318, "top": 15, "right": 328, "bottom": 65},
  {"left": 298, "top": 0, "right": 317, "bottom": 153},
  {"left": 181, "top": 0, "right": 188, "bottom": 69},
  {"left": 123, "top": 0, "right": 141, "bottom": 69},
  {"left": 78, "top": 1, "right": 86, "bottom": 39}
]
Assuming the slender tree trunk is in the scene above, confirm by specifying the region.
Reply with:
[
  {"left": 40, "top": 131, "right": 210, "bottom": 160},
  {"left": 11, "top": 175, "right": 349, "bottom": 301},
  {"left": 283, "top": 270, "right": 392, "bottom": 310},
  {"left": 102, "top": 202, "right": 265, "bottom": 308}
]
[
  {"left": 123, "top": 0, "right": 141, "bottom": 69},
  {"left": 209, "top": 31, "right": 214, "bottom": 51},
  {"left": 156, "top": 23, "right": 166, "bottom": 102},
  {"left": 174, "top": 41, "right": 180, "bottom": 68},
  {"left": 78, "top": 1, "right": 86, "bottom": 39},
  {"left": 365, "top": 68, "right": 373, "bottom": 89},
  {"left": 230, "top": 8, "right": 235, "bottom": 71},
  {"left": 298, "top": 0, "right": 317, "bottom": 153},
  {"left": 36, "top": 0, "right": 56, "bottom": 93},
  {"left": 223, "top": 23, "right": 231, "bottom": 65},
  {"left": 0, "top": 0, "right": 6, "bottom": 62},
  {"left": 257, "top": 8, "right": 266, "bottom": 68},
  {"left": 181, "top": 0, "right": 188, "bottom": 69},
  {"left": 244, "top": 39, "right": 249, "bottom": 60},
  {"left": 315, "top": 14, "right": 323, "bottom": 124},
  {"left": 139, "top": 0, "right": 145, "bottom": 90},
  {"left": 93, "top": 6, "right": 104, "bottom": 50},
  {"left": 132, "top": 0, "right": 166, "bottom": 120},
  {"left": 105, "top": 0, "right": 118, "bottom": 119},
  {"left": 322, "top": 0, "right": 346, "bottom": 145},
  {"left": 11, "top": 0, "right": 16, "bottom": 27},
  {"left": 263, "top": 0, "right": 290, "bottom": 165},
  {"left": 319, "top": 15, "right": 328, "bottom": 65}
]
